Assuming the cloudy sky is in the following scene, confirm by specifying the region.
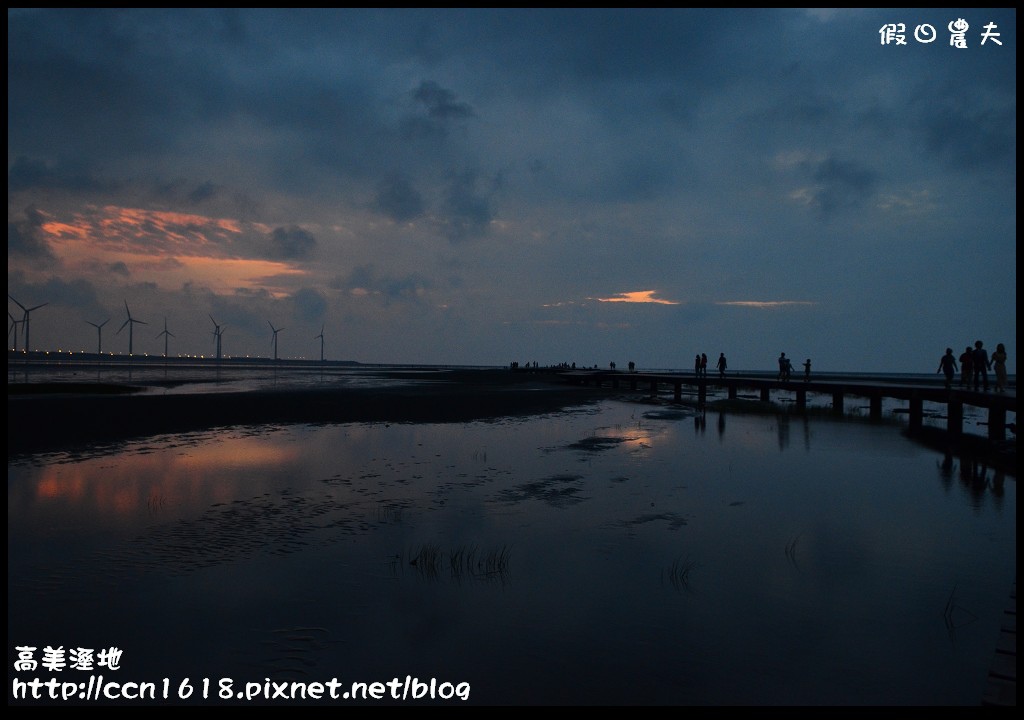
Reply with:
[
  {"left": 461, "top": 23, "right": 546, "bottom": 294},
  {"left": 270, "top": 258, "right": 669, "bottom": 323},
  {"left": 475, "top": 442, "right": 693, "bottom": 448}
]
[{"left": 7, "top": 9, "right": 1016, "bottom": 372}]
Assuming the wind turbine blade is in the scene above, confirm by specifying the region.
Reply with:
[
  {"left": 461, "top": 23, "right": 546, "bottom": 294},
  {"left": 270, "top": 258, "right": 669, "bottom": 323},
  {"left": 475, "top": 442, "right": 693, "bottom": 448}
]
[
  {"left": 8, "top": 295, "right": 26, "bottom": 311},
  {"left": 27, "top": 303, "right": 48, "bottom": 312},
  {"left": 117, "top": 320, "right": 129, "bottom": 334}
]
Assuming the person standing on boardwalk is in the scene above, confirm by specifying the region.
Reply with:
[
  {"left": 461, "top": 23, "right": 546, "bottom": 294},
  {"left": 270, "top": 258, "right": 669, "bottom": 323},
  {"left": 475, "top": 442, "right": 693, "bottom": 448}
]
[
  {"left": 803, "top": 358, "right": 812, "bottom": 381},
  {"left": 694, "top": 354, "right": 702, "bottom": 378},
  {"left": 991, "top": 343, "right": 1008, "bottom": 393},
  {"left": 936, "top": 348, "right": 958, "bottom": 389},
  {"left": 778, "top": 352, "right": 790, "bottom": 380},
  {"left": 958, "top": 346, "right": 974, "bottom": 388},
  {"left": 972, "top": 340, "right": 991, "bottom": 391},
  {"left": 716, "top": 353, "right": 727, "bottom": 378},
  {"left": 700, "top": 353, "right": 708, "bottom": 378}
]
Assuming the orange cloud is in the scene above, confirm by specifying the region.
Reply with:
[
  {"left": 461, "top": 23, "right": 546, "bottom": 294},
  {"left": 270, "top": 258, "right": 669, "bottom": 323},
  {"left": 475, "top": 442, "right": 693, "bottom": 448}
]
[
  {"left": 41, "top": 205, "right": 245, "bottom": 257},
  {"left": 34, "top": 205, "right": 308, "bottom": 295},
  {"left": 592, "top": 290, "right": 679, "bottom": 305}
]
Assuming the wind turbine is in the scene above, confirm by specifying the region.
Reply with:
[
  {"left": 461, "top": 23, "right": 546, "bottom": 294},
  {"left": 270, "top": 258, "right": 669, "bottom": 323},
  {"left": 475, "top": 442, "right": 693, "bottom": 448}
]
[
  {"left": 315, "top": 324, "right": 325, "bottom": 363},
  {"left": 8, "top": 295, "right": 48, "bottom": 354},
  {"left": 116, "top": 301, "right": 147, "bottom": 355},
  {"left": 86, "top": 318, "right": 110, "bottom": 356},
  {"left": 268, "top": 321, "right": 284, "bottom": 361},
  {"left": 155, "top": 317, "right": 175, "bottom": 358},
  {"left": 209, "top": 315, "right": 224, "bottom": 360},
  {"left": 9, "top": 312, "right": 24, "bottom": 352}
]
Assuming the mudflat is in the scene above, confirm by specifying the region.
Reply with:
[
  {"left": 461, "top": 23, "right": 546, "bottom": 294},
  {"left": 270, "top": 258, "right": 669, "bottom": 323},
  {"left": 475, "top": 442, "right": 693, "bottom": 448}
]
[{"left": 7, "top": 368, "right": 609, "bottom": 457}]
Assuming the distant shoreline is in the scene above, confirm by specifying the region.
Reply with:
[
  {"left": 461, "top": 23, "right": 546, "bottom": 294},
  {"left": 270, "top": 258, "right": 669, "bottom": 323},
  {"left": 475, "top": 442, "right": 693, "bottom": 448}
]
[
  {"left": 7, "top": 368, "right": 611, "bottom": 458},
  {"left": 7, "top": 352, "right": 1017, "bottom": 382}
]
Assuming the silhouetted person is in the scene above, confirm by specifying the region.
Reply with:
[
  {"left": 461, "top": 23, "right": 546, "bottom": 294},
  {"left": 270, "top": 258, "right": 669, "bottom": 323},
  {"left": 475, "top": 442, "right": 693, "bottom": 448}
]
[
  {"left": 991, "top": 343, "right": 1008, "bottom": 393},
  {"left": 694, "top": 354, "right": 701, "bottom": 378},
  {"left": 936, "top": 347, "right": 958, "bottom": 389},
  {"left": 628, "top": 361, "right": 635, "bottom": 372},
  {"left": 958, "top": 346, "right": 973, "bottom": 388},
  {"left": 972, "top": 340, "right": 991, "bottom": 391},
  {"left": 700, "top": 353, "right": 708, "bottom": 378},
  {"left": 802, "top": 358, "right": 811, "bottom": 381},
  {"left": 778, "top": 352, "right": 790, "bottom": 380},
  {"left": 716, "top": 353, "right": 727, "bottom": 378}
]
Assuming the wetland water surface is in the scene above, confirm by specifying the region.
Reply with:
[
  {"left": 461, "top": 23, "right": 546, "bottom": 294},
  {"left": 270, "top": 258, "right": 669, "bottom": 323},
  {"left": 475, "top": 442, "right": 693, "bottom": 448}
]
[{"left": 8, "top": 398, "right": 1015, "bottom": 705}]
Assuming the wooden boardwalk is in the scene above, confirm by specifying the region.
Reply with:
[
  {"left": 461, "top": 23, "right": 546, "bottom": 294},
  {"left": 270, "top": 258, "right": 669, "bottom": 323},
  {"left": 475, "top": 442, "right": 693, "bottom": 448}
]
[{"left": 559, "top": 370, "right": 1017, "bottom": 442}]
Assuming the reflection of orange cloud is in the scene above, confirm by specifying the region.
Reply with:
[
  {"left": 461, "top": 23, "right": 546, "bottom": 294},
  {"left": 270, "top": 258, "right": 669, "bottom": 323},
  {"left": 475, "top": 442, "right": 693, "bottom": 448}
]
[
  {"left": 716, "top": 301, "right": 816, "bottom": 308},
  {"left": 183, "top": 440, "right": 298, "bottom": 469},
  {"left": 592, "top": 290, "right": 679, "bottom": 305},
  {"left": 594, "top": 424, "right": 667, "bottom": 449},
  {"left": 32, "top": 438, "right": 300, "bottom": 517}
]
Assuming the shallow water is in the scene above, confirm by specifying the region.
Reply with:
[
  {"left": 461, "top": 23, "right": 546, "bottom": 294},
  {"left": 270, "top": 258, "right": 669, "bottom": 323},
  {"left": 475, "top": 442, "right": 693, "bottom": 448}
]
[{"left": 7, "top": 398, "right": 1015, "bottom": 706}]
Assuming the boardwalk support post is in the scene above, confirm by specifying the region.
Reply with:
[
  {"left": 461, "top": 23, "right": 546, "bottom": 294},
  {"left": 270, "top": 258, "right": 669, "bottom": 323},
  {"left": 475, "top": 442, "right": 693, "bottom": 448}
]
[
  {"left": 947, "top": 400, "right": 964, "bottom": 438},
  {"left": 908, "top": 397, "right": 923, "bottom": 432},
  {"left": 988, "top": 406, "right": 1006, "bottom": 442}
]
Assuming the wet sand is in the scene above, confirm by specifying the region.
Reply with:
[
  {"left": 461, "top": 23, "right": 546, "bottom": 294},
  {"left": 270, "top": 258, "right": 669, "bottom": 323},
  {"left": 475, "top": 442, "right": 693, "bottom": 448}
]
[{"left": 7, "top": 368, "right": 611, "bottom": 457}]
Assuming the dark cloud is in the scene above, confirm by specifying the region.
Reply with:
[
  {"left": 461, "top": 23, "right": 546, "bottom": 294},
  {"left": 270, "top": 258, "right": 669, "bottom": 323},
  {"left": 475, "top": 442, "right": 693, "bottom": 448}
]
[
  {"left": 187, "top": 181, "right": 220, "bottom": 204},
  {"left": 9, "top": 274, "right": 106, "bottom": 322},
  {"left": 8, "top": 207, "right": 58, "bottom": 264},
  {"left": 291, "top": 288, "right": 327, "bottom": 322},
  {"left": 806, "top": 156, "right": 878, "bottom": 217},
  {"left": 210, "top": 295, "right": 265, "bottom": 339},
  {"left": 442, "top": 170, "right": 494, "bottom": 242},
  {"left": 337, "top": 264, "right": 433, "bottom": 304},
  {"left": 269, "top": 226, "right": 317, "bottom": 260},
  {"left": 39, "top": 276, "right": 104, "bottom": 311},
  {"left": 108, "top": 262, "right": 131, "bottom": 277},
  {"left": 413, "top": 81, "right": 475, "bottom": 120},
  {"left": 8, "top": 157, "right": 109, "bottom": 194},
  {"left": 920, "top": 94, "right": 1016, "bottom": 173},
  {"left": 373, "top": 175, "right": 425, "bottom": 222}
]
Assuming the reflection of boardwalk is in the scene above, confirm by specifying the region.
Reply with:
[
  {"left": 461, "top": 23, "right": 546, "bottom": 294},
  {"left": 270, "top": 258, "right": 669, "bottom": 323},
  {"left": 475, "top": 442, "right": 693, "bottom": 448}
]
[{"left": 983, "top": 579, "right": 1016, "bottom": 706}]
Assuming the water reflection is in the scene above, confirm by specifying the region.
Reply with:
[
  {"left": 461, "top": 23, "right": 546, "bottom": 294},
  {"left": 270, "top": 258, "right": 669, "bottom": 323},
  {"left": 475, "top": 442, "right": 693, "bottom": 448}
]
[{"left": 8, "top": 400, "right": 1017, "bottom": 706}]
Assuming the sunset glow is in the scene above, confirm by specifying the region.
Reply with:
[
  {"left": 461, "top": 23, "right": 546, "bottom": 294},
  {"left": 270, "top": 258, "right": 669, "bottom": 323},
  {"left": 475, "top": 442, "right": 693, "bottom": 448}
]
[{"left": 592, "top": 290, "right": 679, "bottom": 305}]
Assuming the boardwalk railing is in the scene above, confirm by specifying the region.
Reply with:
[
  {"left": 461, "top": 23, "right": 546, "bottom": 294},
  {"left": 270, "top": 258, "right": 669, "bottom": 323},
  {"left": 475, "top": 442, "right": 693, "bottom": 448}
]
[{"left": 558, "top": 370, "right": 1016, "bottom": 442}]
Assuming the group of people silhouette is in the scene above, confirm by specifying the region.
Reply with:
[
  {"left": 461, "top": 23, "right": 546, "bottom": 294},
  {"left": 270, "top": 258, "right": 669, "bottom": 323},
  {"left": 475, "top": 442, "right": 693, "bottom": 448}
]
[
  {"left": 689, "top": 351, "right": 812, "bottom": 382},
  {"left": 693, "top": 352, "right": 730, "bottom": 379},
  {"left": 938, "top": 340, "right": 1009, "bottom": 392},
  {"left": 777, "top": 352, "right": 811, "bottom": 382}
]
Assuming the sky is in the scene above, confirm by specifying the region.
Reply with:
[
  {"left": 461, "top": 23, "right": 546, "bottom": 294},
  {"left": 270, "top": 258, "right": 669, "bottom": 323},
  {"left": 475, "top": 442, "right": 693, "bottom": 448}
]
[{"left": 7, "top": 8, "right": 1017, "bottom": 373}]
